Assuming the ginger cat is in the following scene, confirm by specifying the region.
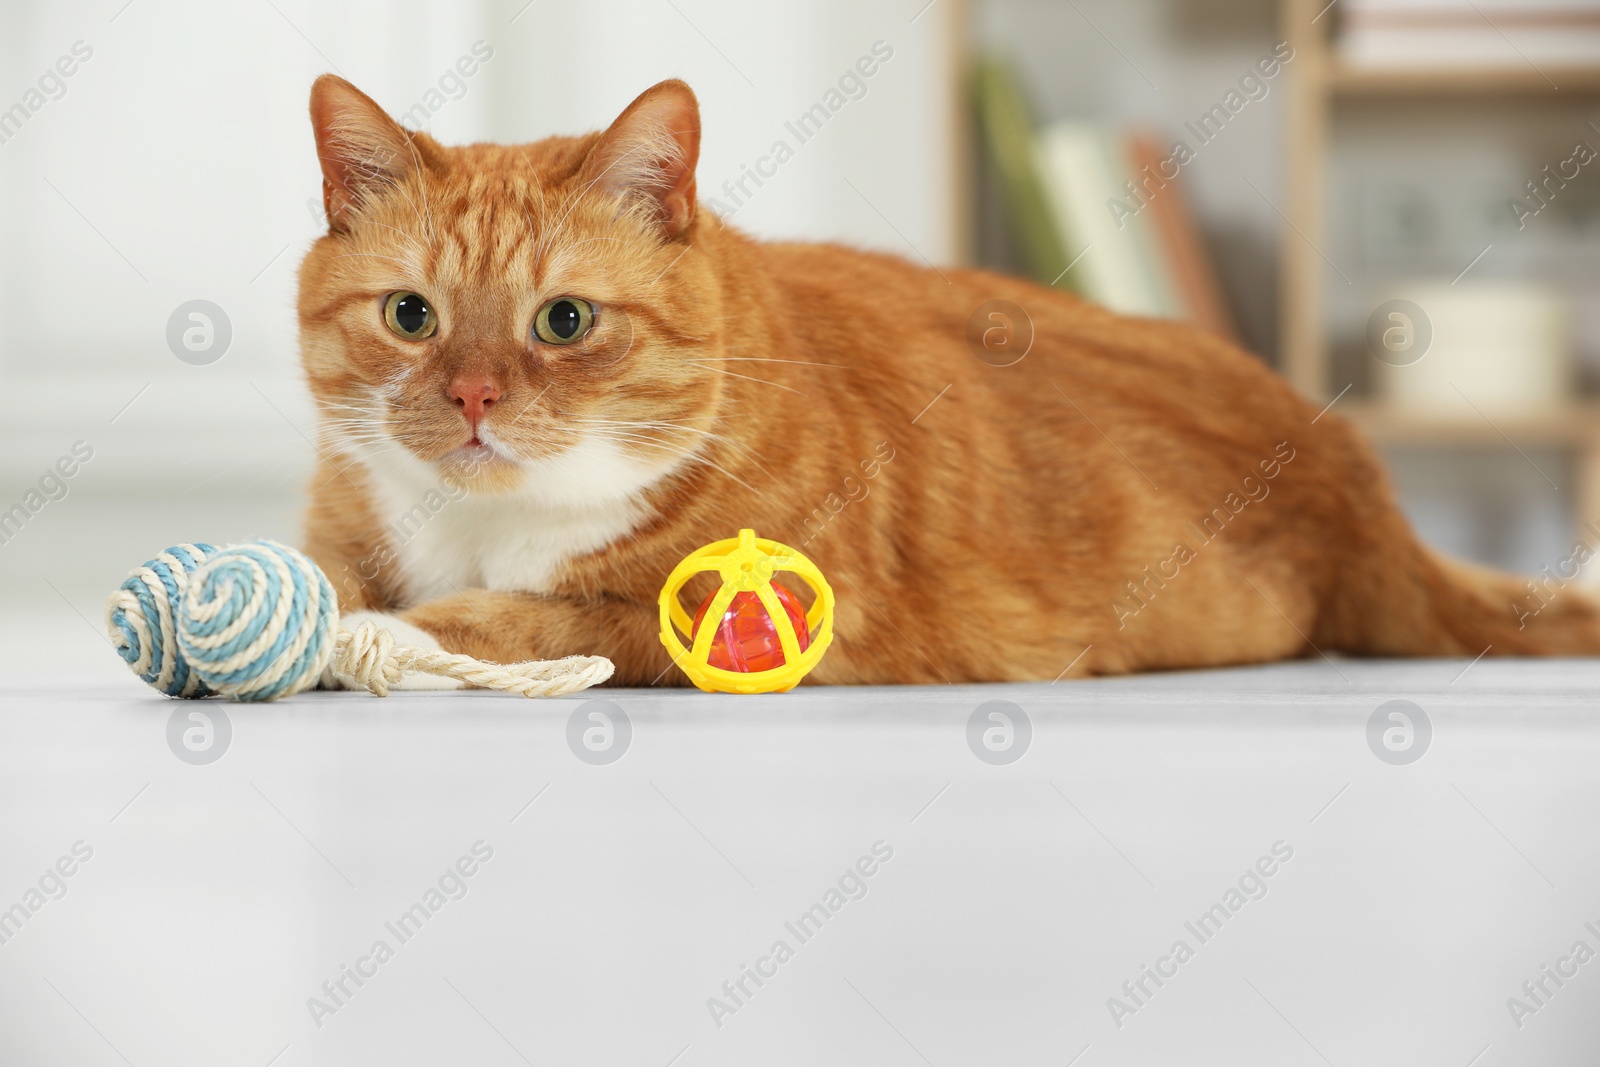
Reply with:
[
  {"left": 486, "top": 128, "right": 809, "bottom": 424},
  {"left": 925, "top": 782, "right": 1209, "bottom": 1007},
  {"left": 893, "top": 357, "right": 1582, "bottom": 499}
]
[{"left": 299, "top": 74, "right": 1600, "bottom": 688}]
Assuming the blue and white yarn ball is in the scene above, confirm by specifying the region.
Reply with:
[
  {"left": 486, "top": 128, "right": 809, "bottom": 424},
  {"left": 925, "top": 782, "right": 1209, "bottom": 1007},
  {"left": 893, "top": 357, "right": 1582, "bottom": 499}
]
[
  {"left": 106, "top": 543, "right": 217, "bottom": 697},
  {"left": 109, "top": 541, "right": 338, "bottom": 701}
]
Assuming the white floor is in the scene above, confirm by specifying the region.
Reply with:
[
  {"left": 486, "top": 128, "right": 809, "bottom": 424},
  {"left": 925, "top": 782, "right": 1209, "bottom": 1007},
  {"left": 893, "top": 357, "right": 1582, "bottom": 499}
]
[{"left": 2, "top": 658, "right": 1597, "bottom": 1066}]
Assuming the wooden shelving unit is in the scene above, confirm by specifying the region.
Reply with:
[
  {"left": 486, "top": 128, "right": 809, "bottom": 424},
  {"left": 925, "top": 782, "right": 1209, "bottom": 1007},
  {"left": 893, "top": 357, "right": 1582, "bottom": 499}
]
[
  {"left": 1279, "top": 0, "right": 1600, "bottom": 542},
  {"left": 1327, "top": 64, "right": 1600, "bottom": 94},
  {"left": 1341, "top": 402, "right": 1600, "bottom": 445}
]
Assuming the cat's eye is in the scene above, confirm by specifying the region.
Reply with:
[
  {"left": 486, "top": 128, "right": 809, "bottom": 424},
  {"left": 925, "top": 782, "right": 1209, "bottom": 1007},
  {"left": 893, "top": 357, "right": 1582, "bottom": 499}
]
[
  {"left": 383, "top": 292, "right": 438, "bottom": 340},
  {"left": 533, "top": 298, "right": 595, "bottom": 345}
]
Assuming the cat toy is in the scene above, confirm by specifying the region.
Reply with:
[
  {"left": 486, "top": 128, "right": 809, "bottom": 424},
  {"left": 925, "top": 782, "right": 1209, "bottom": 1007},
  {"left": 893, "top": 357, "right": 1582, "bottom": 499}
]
[
  {"left": 105, "top": 541, "right": 613, "bottom": 701},
  {"left": 658, "top": 529, "right": 835, "bottom": 693}
]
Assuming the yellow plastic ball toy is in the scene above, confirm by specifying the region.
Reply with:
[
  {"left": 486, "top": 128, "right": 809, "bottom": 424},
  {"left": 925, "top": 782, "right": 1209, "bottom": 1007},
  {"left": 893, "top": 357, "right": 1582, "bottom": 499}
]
[{"left": 658, "top": 529, "right": 835, "bottom": 693}]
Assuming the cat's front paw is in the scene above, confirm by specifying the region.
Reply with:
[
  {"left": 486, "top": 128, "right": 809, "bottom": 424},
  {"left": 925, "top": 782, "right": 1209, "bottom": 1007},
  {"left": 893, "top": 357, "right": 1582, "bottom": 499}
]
[{"left": 318, "top": 611, "right": 466, "bottom": 691}]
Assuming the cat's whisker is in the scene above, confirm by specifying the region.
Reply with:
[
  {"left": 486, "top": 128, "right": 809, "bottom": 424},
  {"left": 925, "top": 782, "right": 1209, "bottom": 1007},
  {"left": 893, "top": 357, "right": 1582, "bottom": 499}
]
[
  {"left": 318, "top": 420, "right": 390, "bottom": 434},
  {"left": 560, "top": 235, "right": 623, "bottom": 252},
  {"left": 691, "top": 357, "right": 852, "bottom": 370},
  {"left": 602, "top": 444, "right": 767, "bottom": 501},
  {"left": 332, "top": 252, "right": 418, "bottom": 272},
  {"left": 334, "top": 426, "right": 384, "bottom": 438},
  {"left": 535, "top": 131, "right": 677, "bottom": 262},
  {"left": 573, "top": 428, "right": 771, "bottom": 500},
  {"left": 684, "top": 363, "right": 809, "bottom": 397},
  {"left": 373, "top": 177, "right": 435, "bottom": 253},
  {"left": 500, "top": 382, "right": 559, "bottom": 432},
  {"left": 318, "top": 414, "right": 379, "bottom": 428},
  {"left": 566, "top": 416, "right": 723, "bottom": 436},
  {"left": 323, "top": 426, "right": 397, "bottom": 447},
  {"left": 317, "top": 412, "right": 390, "bottom": 429},
  {"left": 563, "top": 413, "right": 716, "bottom": 434},
  {"left": 565, "top": 417, "right": 765, "bottom": 463},
  {"left": 396, "top": 136, "right": 439, "bottom": 247},
  {"left": 541, "top": 235, "right": 626, "bottom": 277},
  {"left": 320, "top": 421, "right": 441, "bottom": 455},
  {"left": 365, "top": 220, "right": 427, "bottom": 254},
  {"left": 510, "top": 142, "right": 550, "bottom": 226}
]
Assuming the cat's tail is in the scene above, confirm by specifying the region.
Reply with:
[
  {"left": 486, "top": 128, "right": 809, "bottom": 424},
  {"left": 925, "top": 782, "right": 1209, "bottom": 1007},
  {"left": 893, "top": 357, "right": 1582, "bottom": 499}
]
[
  {"left": 1322, "top": 528, "right": 1600, "bottom": 658},
  {"left": 1288, "top": 409, "right": 1600, "bottom": 659}
]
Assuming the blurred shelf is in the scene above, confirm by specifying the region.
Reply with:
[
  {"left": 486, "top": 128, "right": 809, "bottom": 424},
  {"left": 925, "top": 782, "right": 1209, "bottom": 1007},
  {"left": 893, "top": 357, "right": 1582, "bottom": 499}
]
[
  {"left": 1281, "top": 0, "right": 1600, "bottom": 533},
  {"left": 1328, "top": 63, "right": 1600, "bottom": 95},
  {"left": 1343, "top": 401, "right": 1600, "bottom": 446}
]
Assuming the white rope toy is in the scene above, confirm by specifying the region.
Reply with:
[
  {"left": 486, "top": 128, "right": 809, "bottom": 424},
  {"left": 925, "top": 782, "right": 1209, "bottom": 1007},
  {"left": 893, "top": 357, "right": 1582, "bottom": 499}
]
[{"left": 106, "top": 540, "right": 613, "bottom": 701}]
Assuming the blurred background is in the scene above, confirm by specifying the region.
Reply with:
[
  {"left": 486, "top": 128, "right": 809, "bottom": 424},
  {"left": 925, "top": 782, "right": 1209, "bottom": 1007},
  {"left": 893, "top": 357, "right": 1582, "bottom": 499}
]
[{"left": 3, "top": 0, "right": 1599, "bottom": 678}]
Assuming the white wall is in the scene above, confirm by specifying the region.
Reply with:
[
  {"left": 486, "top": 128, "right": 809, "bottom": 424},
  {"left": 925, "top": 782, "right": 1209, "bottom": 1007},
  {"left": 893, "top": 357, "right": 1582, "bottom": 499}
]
[
  {"left": 0, "top": 0, "right": 498, "bottom": 496},
  {"left": 0, "top": 0, "right": 955, "bottom": 484},
  {"left": 486, "top": 0, "right": 957, "bottom": 260}
]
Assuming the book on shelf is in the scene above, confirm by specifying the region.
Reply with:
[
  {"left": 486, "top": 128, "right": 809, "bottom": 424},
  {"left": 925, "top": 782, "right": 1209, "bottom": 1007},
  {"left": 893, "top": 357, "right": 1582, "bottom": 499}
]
[
  {"left": 1124, "top": 134, "right": 1235, "bottom": 340},
  {"left": 1037, "top": 123, "right": 1172, "bottom": 317},
  {"left": 1338, "top": 0, "right": 1600, "bottom": 69},
  {"left": 971, "top": 57, "right": 1236, "bottom": 338},
  {"left": 970, "top": 57, "right": 1070, "bottom": 285}
]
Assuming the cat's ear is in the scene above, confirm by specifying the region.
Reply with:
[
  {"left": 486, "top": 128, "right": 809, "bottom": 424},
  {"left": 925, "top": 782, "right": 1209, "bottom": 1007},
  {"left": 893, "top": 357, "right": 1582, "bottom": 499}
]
[
  {"left": 309, "top": 75, "right": 417, "bottom": 231},
  {"left": 584, "top": 80, "right": 702, "bottom": 240}
]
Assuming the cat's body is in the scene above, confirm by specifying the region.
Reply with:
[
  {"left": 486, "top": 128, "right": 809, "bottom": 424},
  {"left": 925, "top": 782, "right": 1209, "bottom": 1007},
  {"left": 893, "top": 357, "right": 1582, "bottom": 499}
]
[{"left": 300, "top": 75, "right": 1600, "bottom": 686}]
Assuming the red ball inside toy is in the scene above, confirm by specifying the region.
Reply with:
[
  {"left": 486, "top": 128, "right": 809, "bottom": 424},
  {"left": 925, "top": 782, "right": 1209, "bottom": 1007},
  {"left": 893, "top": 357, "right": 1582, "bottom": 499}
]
[{"left": 691, "top": 581, "right": 812, "bottom": 673}]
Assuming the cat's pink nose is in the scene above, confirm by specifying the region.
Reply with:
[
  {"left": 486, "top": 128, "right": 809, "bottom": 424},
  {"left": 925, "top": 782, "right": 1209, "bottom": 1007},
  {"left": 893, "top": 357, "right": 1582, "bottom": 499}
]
[{"left": 449, "top": 374, "right": 501, "bottom": 430}]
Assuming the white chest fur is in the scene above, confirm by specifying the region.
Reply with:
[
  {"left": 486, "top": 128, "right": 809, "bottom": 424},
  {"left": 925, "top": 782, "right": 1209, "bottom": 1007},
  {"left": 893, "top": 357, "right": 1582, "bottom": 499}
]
[{"left": 353, "top": 435, "right": 663, "bottom": 604}]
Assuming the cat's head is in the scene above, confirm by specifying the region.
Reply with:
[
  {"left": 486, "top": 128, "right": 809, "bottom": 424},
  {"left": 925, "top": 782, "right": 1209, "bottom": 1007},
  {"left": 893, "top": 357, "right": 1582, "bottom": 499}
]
[{"left": 298, "top": 75, "right": 723, "bottom": 500}]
